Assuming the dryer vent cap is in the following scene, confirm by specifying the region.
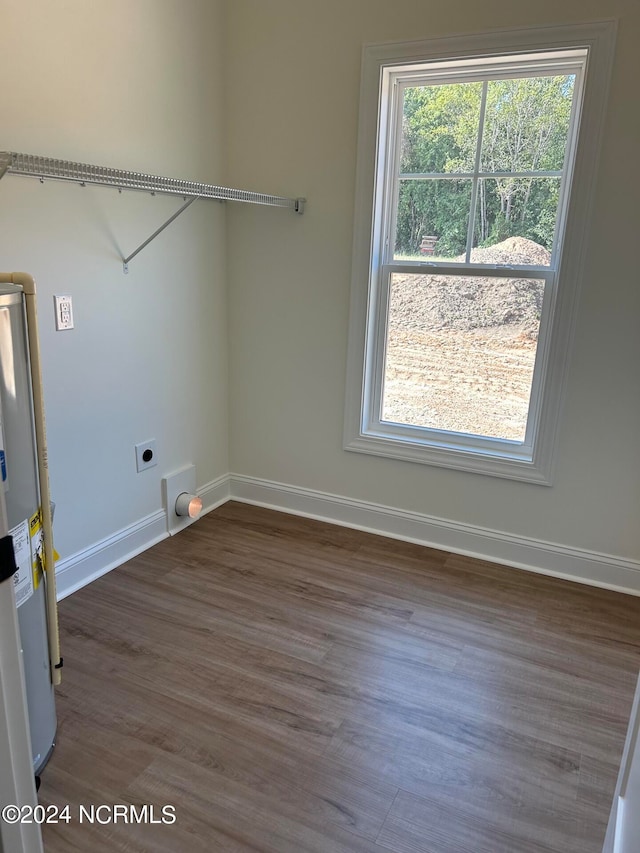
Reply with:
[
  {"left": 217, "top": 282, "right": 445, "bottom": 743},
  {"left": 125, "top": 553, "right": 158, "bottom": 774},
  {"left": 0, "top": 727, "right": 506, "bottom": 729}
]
[{"left": 175, "top": 492, "right": 203, "bottom": 519}]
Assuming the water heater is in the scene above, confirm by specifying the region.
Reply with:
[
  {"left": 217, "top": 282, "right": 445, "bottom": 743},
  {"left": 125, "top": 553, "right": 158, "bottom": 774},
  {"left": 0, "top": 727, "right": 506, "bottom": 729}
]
[{"left": 0, "top": 282, "right": 57, "bottom": 773}]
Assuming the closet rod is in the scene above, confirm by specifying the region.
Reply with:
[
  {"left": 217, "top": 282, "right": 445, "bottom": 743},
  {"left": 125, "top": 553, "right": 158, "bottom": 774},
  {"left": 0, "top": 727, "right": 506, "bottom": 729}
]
[{"left": 0, "top": 151, "right": 305, "bottom": 214}]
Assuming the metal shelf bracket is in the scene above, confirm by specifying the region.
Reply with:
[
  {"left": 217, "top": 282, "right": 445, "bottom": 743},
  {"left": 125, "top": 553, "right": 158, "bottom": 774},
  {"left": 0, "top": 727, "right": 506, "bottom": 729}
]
[{"left": 122, "top": 196, "right": 199, "bottom": 274}]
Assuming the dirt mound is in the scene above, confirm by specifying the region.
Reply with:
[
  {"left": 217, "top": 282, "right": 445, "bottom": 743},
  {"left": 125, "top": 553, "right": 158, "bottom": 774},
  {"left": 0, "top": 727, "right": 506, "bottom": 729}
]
[
  {"left": 390, "top": 237, "right": 548, "bottom": 333},
  {"left": 464, "top": 236, "right": 551, "bottom": 267}
]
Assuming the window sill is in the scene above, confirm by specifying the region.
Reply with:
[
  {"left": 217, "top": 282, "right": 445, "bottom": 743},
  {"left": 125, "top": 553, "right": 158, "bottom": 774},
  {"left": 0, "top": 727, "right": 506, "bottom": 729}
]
[{"left": 344, "top": 429, "right": 553, "bottom": 485}]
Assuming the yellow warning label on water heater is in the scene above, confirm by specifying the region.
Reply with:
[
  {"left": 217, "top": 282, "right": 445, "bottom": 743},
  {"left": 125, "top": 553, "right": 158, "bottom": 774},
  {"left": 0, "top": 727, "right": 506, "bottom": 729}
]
[
  {"left": 29, "top": 509, "right": 41, "bottom": 536},
  {"left": 29, "top": 509, "right": 43, "bottom": 589},
  {"left": 29, "top": 508, "right": 60, "bottom": 587}
]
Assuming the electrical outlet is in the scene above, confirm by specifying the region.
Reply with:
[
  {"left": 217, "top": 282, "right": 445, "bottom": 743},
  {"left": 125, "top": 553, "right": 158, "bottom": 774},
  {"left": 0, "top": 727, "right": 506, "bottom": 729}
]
[
  {"left": 135, "top": 439, "right": 157, "bottom": 472},
  {"left": 54, "top": 294, "right": 74, "bottom": 331}
]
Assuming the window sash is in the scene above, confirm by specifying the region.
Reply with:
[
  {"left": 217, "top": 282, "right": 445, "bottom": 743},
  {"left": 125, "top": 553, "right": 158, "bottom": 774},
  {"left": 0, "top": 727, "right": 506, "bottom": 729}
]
[
  {"left": 383, "top": 57, "right": 586, "bottom": 269},
  {"left": 362, "top": 51, "right": 586, "bottom": 462},
  {"left": 364, "top": 266, "right": 555, "bottom": 459},
  {"left": 386, "top": 55, "right": 586, "bottom": 90}
]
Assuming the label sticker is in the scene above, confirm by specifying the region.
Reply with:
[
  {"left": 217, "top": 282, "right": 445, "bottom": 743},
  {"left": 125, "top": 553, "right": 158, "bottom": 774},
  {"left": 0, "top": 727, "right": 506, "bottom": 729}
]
[
  {"left": 9, "top": 519, "right": 33, "bottom": 607},
  {"left": 27, "top": 508, "right": 59, "bottom": 587},
  {"left": 29, "top": 510, "right": 44, "bottom": 590}
]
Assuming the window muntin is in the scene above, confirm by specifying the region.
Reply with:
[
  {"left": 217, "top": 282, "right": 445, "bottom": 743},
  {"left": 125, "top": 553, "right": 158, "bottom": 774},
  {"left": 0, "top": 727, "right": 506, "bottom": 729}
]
[{"left": 390, "top": 69, "right": 580, "bottom": 264}]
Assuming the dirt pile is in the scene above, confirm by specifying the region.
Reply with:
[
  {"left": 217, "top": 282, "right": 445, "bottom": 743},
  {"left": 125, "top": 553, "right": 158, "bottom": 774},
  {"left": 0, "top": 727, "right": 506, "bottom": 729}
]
[
  {"left": 463, "top": 236, "right": 551, "bottom": 267},
  {"left": 389, "top": 237, "right": 549, "bottom": 333}
]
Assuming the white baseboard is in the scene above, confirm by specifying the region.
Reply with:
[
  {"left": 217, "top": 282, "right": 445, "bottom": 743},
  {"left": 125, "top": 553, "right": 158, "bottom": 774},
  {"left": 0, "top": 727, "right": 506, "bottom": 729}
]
[
  {"left": 198, "top": 473, "right": 231, "bottom": 515},
  {"left": 55, "top": 509, "right": 168, "bottom": 601},
  {"left": 55, "top": 471, "right": 640, "bottom": 600},
  {"left": 55, "top": 473, "right": 231, "bottom": 600},
  {"left": 229, "top": 474, "right": 640, "bottom": 596}
]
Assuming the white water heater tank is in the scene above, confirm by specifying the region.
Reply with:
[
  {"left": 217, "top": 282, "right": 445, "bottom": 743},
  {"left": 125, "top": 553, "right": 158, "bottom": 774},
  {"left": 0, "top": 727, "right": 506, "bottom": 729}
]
[{"left": 0, "top": 282, "right": 57, "bottom": 773}]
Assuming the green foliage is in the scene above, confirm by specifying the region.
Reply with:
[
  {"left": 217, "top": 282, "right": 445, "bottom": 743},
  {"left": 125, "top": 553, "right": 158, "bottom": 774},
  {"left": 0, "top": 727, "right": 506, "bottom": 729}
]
[
  {"left": 394, "top": 75, "right": 574, "bottom": 257},
  {"left": 396, "top": 181, "right": 471, "bottom": 257}
]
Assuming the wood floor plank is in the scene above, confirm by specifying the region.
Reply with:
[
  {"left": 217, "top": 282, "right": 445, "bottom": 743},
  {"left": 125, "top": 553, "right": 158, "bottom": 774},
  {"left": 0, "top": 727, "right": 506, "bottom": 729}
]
[
  {"left": 453, "top": 645, "right": 633, "bottom": 758},
  {"left": 61, "top": 633, "right": 343, "bottom": 755},
  {"left": 325, "top": 715, "right": 582, "bottom": 811},
  {"left": 165, "top": 544, "right": 418, "bottom": 628},
  {"left": 128, "top": 752, "right": 394, "bottom": 853},
  {"left": 88, "top": 563, "right": 336, "bottom": 665},
  {"left": 39, "top": 502, "right": 640, "bottom": 853},
  {"left": 377, "top": 786, "right": 598, "bottom": 853},
  {"left": 443, "top": 553, "right": 640, "bottom": 650},
  {"left": 577, "top": 754, "right": 621, "bottom": 809},
  {"left": 44, "top": 702, "right": 397, "bottom": 846}
]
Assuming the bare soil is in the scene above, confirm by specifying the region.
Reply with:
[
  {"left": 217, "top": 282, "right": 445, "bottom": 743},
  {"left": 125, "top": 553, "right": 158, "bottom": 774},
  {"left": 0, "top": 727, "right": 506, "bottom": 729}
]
[{"left": 382, "top": 237, "right": 547, "bottom": 440}]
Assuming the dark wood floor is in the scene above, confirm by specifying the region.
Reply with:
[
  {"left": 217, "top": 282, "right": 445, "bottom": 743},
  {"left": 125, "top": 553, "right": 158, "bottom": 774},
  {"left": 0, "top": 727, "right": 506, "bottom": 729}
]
[{"left": 40, "top": 502, "right": 640, "bottom": 852}]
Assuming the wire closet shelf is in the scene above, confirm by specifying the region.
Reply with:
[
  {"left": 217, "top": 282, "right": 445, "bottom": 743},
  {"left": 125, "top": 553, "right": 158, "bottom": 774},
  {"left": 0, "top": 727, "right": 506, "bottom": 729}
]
[
  {"left": 0, "top": 151, "right": 305, "bottom": 272},
  {"left": 0, "top": 151, "right": 305, "bottom": 212},
  {"left": 0, "top": 151, "right": 305, "bottom": 213}
]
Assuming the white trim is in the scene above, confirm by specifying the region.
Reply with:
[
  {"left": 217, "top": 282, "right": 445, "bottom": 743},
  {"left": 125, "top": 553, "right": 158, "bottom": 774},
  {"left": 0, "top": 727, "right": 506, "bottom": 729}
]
[
  {"left": 53, "top": 470, "right": 639, "bottom": 599},
  {"left": 229, "top": 474, "right": 640, "bottom": 596},
  {"left": 55, "top": 474, "right": 231, "bottom": 600},
  {"left": 603, "top": 674, "right": 640, "bottom": 852},
  {"left": 197, "top": 473, "right": 232, "bottom": 516},
  {"left": 344, "top": 20, "right": 617, "bottom": 485},
  {"left": 55, "top": 509, "right": 168, "bottom": 601},
  {"left": 360, "top": 20, "right": 617, "bottom": 65},
  {"left": 344, "top": 432, "right": 552, "bottom": 483}
]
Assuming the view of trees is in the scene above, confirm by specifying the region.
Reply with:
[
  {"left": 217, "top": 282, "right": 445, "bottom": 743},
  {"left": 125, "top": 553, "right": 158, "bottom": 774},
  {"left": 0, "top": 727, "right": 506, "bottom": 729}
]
[{"left": 395, "top": 75, "right": 575, "bottom": 258}]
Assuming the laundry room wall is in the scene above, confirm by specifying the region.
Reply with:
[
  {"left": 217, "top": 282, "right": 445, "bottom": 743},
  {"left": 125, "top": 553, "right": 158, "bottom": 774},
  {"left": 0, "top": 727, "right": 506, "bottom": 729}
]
[
  {"left": 224, "top": 0, "right": 640, "bottom": 585},
  {"left": 0, "top": 0, "right": 228, "bottom": 582}
]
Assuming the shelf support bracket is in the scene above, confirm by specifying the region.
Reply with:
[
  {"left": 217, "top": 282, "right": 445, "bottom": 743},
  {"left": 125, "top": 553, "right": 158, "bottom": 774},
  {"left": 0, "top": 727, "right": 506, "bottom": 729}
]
[
  {"left": 0, "top": 153, "right": 10, "bottom": 181},
  {"left": 122, "top": 196, "right": 199, "bottom": 273}
]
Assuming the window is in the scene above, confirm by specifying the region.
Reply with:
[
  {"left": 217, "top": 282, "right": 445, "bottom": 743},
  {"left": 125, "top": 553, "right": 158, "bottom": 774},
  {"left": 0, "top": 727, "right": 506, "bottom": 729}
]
[{"left": 344, "top": 23, "right": 615, "bottom": 483}]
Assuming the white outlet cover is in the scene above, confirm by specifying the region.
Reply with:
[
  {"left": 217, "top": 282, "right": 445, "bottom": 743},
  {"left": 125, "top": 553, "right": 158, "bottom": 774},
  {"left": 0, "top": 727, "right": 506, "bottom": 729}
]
[
  {"left": 162, "top": 464, "right": 198, "bottom": 536},
  {"left": 135, "top": 439, "right": 157, "bottom": 472},
  {"left": 54, "top": 294, "right": 74, "bottom": 331}
]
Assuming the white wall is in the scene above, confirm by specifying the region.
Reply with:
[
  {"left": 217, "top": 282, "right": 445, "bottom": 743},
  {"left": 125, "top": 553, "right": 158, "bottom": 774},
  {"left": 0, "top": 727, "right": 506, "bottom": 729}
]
[
  {"left": 0, "top": 0, "right": 228, "bottom": 562},
  {"left": 1, "top": 0, "right": 637, "bottom": 591},
  {"left": 224, "top": 0, "right": 640, "bottom": 568}
]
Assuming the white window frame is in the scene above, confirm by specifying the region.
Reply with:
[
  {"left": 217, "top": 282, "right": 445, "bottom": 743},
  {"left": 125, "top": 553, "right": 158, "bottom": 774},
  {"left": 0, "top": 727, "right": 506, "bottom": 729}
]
[{"left": 344, "top": 22, "right": 616, "bottom": 484}]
